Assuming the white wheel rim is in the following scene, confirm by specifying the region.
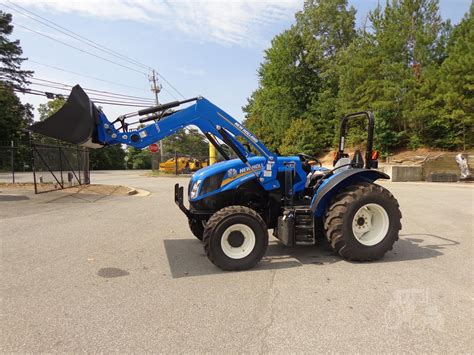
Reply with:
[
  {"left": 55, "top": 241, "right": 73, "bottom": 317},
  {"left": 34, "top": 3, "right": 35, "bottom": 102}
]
[
  {"left": 352, "top": 203, "right": 389, "bottom": 246},
  {"left": 221, "top": 224, "right": 256, "bottom": 259}
]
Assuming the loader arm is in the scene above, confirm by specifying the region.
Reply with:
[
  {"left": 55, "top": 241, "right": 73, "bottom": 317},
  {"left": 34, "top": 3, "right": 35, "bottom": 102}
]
[{"left": 27, "top": 85, "right": 280, "bottom": 191}]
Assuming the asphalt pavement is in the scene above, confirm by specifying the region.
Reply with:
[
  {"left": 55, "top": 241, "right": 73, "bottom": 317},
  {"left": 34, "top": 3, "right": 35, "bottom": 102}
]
[{"left": 1, "top": 170, "right": 473, "bottom": 352}]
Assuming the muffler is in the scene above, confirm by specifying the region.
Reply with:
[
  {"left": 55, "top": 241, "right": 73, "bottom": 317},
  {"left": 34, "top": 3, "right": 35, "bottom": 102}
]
[{"left": 27, "top": 85, "right": 105, "bottom": 148}]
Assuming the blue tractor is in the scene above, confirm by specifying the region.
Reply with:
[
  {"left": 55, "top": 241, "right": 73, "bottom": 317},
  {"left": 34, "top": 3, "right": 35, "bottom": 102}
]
[{"left": 28, "top": 85, "right": 402, "bottom": 271}]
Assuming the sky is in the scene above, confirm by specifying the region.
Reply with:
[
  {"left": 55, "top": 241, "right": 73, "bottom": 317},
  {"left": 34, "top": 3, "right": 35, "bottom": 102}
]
[{"left": 2, "top": 0, "right": 471, "bottom": 123}]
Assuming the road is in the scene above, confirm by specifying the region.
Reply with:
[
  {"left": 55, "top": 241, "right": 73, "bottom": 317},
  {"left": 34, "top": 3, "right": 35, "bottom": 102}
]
[{"left": 1, "top": 170, "right": 473, "bottom": 352}]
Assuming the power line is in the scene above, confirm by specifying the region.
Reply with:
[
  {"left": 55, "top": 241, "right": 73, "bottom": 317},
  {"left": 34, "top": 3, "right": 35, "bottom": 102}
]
[
  {"left": 26, "top": 59, "right": 179, "bottom": 100},
  {"left": 4, "top": 1, "right": 152, "bottom": 71},
  {"left": 27, "top": 60, "right": 151, "bottom": 93},
  {"left": 13, "top": 22, "right": 149, "bottom": 76},
  {"left": 155, "top": 73, "right": 186, "bottom": 99},
  {"left": 4, "top": 2, "right": 188, "bottom": 100},
  {"left": 30, "top": 77, "right": 156, "bottom": 102},
  {"left": 29, "top": 82, "right": 156, "bottom": 105},
  {"left": 30, "top": 79, "right": 155, "bottom": 102},
  {"left": 9, "top": 87, "right": 152, "bottom": 108}
]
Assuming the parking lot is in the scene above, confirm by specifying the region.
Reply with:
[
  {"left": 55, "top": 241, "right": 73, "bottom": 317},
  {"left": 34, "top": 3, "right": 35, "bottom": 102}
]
[{"left": 1, "top": 170, "right": 473, "bottom": 352}]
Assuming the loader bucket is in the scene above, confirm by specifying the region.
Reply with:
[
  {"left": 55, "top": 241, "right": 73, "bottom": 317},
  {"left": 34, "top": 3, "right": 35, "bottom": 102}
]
[{"left": 27, "top": 85, "right": 104, "bottom": 148}]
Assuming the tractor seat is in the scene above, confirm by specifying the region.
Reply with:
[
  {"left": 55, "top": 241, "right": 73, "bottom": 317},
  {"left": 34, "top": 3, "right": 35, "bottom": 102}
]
[{"left": 334, "top": 157, "right": 352, "bottom": 172}]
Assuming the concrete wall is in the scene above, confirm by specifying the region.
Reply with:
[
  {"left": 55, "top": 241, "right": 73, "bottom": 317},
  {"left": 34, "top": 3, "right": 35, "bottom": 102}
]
[
  {"left": 381, "top": 165, "right": 423, "bottom": 182},
  {"left": 380, "top": 151, "right": 473, "bottom": 181}
]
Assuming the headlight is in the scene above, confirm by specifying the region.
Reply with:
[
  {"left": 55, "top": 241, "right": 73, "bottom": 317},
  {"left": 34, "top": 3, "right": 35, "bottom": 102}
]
[{"left": 190, "top": 180, "right": 201, "bottom": 199}]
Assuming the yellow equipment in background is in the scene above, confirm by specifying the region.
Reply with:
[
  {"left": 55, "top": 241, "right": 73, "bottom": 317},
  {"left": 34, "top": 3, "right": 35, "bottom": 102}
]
[
  {"left": 159, "top": 157, "right": 209, "bottom": 174},
  {"left": 159, "top": 157, "right": 190, "bottom": 173}
]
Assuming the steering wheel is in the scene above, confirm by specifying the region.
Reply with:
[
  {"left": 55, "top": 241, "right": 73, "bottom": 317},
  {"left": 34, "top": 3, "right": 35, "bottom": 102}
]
[{"left": 297, "top": 153, "right": 322, "bottom": 167}]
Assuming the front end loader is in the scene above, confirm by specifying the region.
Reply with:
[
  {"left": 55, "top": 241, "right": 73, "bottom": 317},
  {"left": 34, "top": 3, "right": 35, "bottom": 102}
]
[{"left": 28, "top": 85, "right": 401, "bottom": 271}]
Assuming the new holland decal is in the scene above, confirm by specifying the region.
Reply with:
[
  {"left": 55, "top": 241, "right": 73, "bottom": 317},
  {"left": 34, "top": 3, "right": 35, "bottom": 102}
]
[{"left": 221, "top": 164, "right": 263, "bottom": 187}]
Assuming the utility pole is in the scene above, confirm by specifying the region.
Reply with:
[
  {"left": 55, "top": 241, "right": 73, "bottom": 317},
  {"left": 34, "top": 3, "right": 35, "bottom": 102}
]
[{"left": 149, "top": 69, "right": 163, "bottom": 161}]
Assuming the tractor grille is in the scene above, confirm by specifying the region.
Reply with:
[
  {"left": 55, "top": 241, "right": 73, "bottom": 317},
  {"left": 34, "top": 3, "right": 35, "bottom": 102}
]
[{"left": 200, "top": 172, "right": 225, "bottom": 196}]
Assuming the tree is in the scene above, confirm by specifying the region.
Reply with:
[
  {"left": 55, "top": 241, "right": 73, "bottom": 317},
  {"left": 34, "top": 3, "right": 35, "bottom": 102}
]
[
  {"left": 243, "top": 0, "right": 356, "bottom": 154},
  {"left": 125, "top": 147, "right": 151, "bottom": 169},
  {"left": 89, "top": 145, "right": 126, "bottom": 170},
  {"left": 162, "top": 128, "right": 208, "bottom": 157},
  {"left": 297, "top": 0, "right": 356, "bottom": 148},
  {"left": 427, "top": 4, "right": 473, "bottom": 150},
  {"left": 0, "top": 82, "right": 33, "bottom": 144},
  {"left": 245, "top": 0, "right": 472, "bottom": 155},
  {"left": 244, "top": 27, "right": 311, "bottom": 151},
  {"left": 0, "top": 12, "right": 33, "bottom": 144},
  {"left": 279, "top": 118, "right": 320, "bottom": 155},
  {"left": 337, "top": 0, "right": 450, "bottom": 152},
  {"left": 0, "top": 11, "right": 32, "bottom": 88}
]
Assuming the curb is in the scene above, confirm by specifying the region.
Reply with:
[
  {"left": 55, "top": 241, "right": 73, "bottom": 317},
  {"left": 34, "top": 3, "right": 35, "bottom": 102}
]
[
  {"left": 127, "top": 189, "right": 138, "bottom": 195},
  {"left": 128, "top": 188, "right": 151, "bottom": 197}
]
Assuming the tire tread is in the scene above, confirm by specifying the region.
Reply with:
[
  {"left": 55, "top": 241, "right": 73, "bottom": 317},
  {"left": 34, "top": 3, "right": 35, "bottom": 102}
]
[
  {"left": 323, "top": 182, "right": 402, "bottom": 261},
  {"left": 203, "top": 205, "right": 267, "bottom": 270}
]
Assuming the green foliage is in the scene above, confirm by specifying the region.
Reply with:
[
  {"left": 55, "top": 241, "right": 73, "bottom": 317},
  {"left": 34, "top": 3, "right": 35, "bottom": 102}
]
[
  {"left": 244, "top": 27, "right": 312, "bottom": 151},
  {"left": 337, "top": 0, "right": 454, "bottom": 151},
  {"left": 245, "top": 0, "right": 472, "bottom": 155},
  {"left": 0, "top": 83, "right": 33, "bottom": 143},
  {"left": 244, "top": 0, "right": 357, "bottom": 155},
  {"left": 162, "top": 128, "right": 208, "bottom": 156},
  {"left": 426, "top": 4, "right": 474, "bottom": 150},
  {"left": 280, "top": 118, "right": 320, "bottom": 155},
  {"left": 89, "top": 145, "right": 126, "bottom": 170},
  {"left": 373, "top": 109, "right": 406, "bottom": 154},
  {"left": 0, "top": 11, "right": 33, "bottom": 88},
  {"left": 0, "top": 12, "right": 33, "bottom": 144},
  {"left": 125, "top": 147, "right": 151, "bottom": 169}
]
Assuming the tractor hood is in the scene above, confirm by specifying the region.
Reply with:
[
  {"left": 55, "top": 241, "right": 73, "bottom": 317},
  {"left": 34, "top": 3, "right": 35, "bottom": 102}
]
[
  {"left": 188, "top": 155, "right": 307, "bottom": 201},
  {"left": 189, "top": 156, "right": 266, "bottom": 201}
]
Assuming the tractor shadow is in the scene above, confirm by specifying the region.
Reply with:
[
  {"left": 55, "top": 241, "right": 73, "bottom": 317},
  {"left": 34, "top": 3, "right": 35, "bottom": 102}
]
[
  {"left": 163, "top": 238, "right": 338, "bottom": 278},
  {"left": 380, "top": 233, "right": 459, "bottom": 263},
  {"left": 163, "top": 233, "right": 458, "bottom": 278}
]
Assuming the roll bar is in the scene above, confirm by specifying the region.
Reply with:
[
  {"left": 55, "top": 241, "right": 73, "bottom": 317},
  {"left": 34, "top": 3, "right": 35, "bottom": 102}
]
[{"left": 335, "top": 111, "right": 375, "bottom": 169}]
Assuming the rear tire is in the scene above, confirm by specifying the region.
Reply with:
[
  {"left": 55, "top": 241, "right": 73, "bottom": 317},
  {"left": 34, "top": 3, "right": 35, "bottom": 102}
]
[
  {"left": 203, "top": 206, "right": 268, "bottom": 271},
  {"left": 324, "top": 182, "right": 402, "bottom": 261},
  {"left": 188, "top": 218, "right": 205, "bottom": 241}
]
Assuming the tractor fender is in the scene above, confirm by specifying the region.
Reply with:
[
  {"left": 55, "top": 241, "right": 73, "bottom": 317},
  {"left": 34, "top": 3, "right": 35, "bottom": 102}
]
[{"left": 310, "top": 169, "right": 390, "bottom": 218}]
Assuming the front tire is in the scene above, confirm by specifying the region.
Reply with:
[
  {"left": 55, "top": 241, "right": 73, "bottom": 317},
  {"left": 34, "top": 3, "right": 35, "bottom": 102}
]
[
  {"left": 188, "top": 218, "right": 205, "bottom": 241},
  {"left": 324, "top": 182, "right": 402, "bottom": 261},
  {"left": 203, "top": 206, "right": 268, "bottom": 271}
]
